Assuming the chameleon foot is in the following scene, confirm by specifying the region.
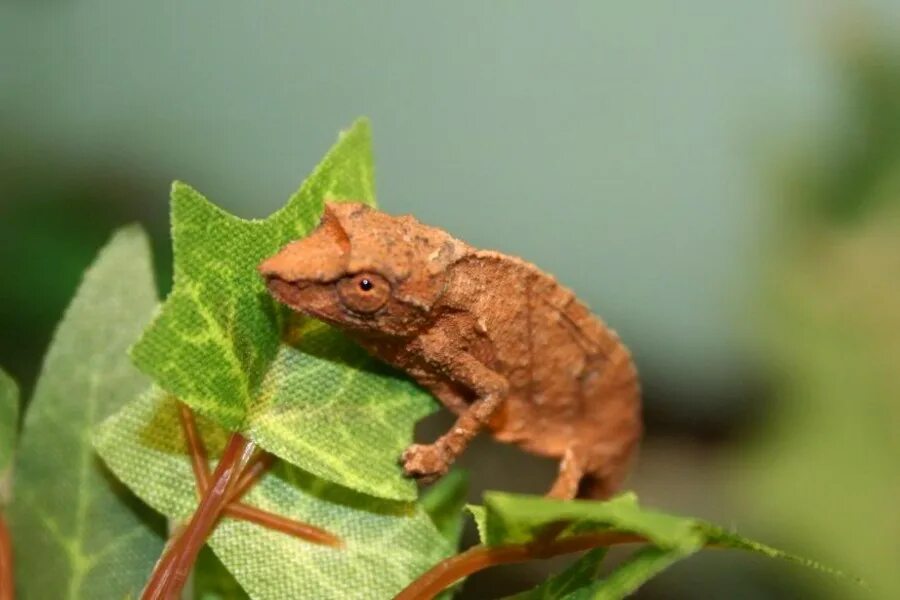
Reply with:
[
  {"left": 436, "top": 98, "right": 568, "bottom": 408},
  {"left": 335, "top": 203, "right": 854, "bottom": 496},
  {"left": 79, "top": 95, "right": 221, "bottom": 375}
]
[{"left": 400, "top": 443, "right": 450, "bottom": 482}]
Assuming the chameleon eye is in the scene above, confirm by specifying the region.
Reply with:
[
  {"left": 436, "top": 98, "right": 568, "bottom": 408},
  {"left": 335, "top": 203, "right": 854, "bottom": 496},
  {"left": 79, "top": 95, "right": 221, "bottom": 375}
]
[{"left": 337, "top": 272, "right": 391, "bottom": 314}]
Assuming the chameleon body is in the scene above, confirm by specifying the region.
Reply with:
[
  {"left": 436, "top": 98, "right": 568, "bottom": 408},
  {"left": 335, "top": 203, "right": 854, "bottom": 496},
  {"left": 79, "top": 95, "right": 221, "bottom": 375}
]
[{"left": 259, "top": 203, "right": 641, "bottom": 499}]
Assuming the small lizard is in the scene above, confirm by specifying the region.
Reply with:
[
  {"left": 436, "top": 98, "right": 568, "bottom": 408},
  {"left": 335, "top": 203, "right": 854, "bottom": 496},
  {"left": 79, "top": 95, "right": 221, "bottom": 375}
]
[{"left": 259, "top": 203, "right": 641, "bottom": 499}]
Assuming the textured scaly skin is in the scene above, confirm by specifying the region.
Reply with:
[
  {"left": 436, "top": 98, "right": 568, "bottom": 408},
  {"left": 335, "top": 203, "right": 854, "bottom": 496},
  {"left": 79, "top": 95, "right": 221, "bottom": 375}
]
[{"left": 260, "top": 203, "right": 641, "bottom": 499}]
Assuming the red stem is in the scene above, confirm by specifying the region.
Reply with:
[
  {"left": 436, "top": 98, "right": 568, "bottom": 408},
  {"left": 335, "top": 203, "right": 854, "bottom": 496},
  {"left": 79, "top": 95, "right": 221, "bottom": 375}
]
[
  {"left": 175, "top": 402, "right": 340, "bottom": 548},
  {"left": 178, "top": 403, "right": 210, "bottom": 495},
  {"left": 142, "top": 433, "right": 254, "bottom": 600},
  {"left": 177, "top": 401, "right": 272, "bottom": 505},
  {"left": 178, "top": 400, "right": 272, "bottom": 504},
  {"left": 227, "top": 452, "right": 274, "bottom": 503},
  {"left": 224, "top": 503, "right": 343, "bottom": 548},
  {"left": 0, "top": 513, "right": 14, "bottom": 600},
  {"left": 166, "top": 434, "right": 255, "bottom": 597},
  {"left": 393, "top": 532, "right": 645, "bottom": 600}
]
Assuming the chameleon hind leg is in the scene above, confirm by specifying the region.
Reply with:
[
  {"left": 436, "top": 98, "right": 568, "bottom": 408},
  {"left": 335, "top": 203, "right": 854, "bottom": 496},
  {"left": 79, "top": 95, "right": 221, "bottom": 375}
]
[
  {"left": 547, "top": 446, "right": 625, "bottom": 500},
  {"left": 546, "top": 445, "right": 586, "bottom": 500}
]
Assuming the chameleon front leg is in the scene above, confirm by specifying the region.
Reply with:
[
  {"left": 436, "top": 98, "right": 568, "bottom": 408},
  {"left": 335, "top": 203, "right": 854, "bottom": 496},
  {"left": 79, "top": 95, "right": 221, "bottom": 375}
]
[{"left": 401, "top": 335, "right": 508, "bottom": 481}]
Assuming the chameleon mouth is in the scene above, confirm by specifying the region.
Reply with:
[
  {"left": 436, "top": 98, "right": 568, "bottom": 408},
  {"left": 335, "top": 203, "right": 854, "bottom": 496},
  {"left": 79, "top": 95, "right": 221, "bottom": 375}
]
[
  {"left": 264, "top": 275, "right": 307, "bottom": 309},
  {"left": 264, "top": 275, "right": 341, "bottom": 325}
]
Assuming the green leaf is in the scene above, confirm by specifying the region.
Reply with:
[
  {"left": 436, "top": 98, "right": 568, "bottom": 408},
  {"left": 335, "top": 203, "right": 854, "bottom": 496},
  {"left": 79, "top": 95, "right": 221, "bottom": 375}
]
[
  {"left": 130, "top": 119, "right": 437, "bottom": 501},
  {"left": 507, "top": 545, "right": 701, "bottom": 600},
  {"left": 577, "top": 544, "right": 700, "bottom": 600},
  {"left": 193, "top": 547, "right": 250, "bottom": 600},
  {"left": 0, "top": 367, "right": 18, "bottom": 502},
  {"left": 472, "top": 492, "right": 848, "bottom": 592},
  {"left": 506, "top": 547, "right": 609, "bottom": 599},
  {"left": 245, "top": 320, "right": 436, "bottom": 501},
  {"left": 422, "top": 471, "right": 470, "bottom": 599},
  {"left": 468, "top": 504, "right": 488, "bottom": 543},
  {"left": 421, "top": 469, "right": 469, "bottom": 548},
  {"left": 697, "top": 525, "right": 850, "bottom": 578},
  {"left": 8, "top": 227, "right": 166, "bottom": 599},
  {"left": 94, "top": 390, "right": 454, "bottom": 600},
  {"left": 480, "top": 492, "right": 702, "bottom": 550}
]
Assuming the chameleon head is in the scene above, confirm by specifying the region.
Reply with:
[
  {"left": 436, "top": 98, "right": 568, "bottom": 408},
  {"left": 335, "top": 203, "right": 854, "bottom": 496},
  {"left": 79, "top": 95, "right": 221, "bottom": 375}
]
[{"left": 258, "top": 202, "right": 467, "bottom": 337}]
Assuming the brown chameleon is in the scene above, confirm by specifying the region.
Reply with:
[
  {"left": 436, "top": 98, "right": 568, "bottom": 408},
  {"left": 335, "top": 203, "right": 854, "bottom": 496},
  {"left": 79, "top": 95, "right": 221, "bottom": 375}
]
[{"left": 258, "top": 203, "right": 641, "bottom": 499}]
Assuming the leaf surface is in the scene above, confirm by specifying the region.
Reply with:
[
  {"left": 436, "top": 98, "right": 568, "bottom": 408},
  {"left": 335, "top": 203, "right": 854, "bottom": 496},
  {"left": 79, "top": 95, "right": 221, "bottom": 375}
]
[
  {"left": 579, "top": 544, "right": 700, "bottom": 600},
  {"left": 421, "top": 469, "right": 469, "bottom": 548},
  {"left": 246, "top": 321, "right": 435, "bottom": 500},
  {"left": 479, "top": 492, "right": 702, "bottom": 549},
  {"left": 506, "top": 547, "right": 608, "bottom": 599},
  {"left": 130, "top": 119, "right": 437, "bottom": 500},
  {"left": 0, "top": 368, "right": 17, "bottom": 501},
  {"left": 193, "top": 547, "right": 250, "bottom": 600},
  {"left": 8, "top": 228, "right": 166, "bottom": 599},
  {"left": 421, "top": 470, "right": 470, "bottom": 599},
  {"left": 95, "top": 390, "right": 453, "bottom": 600},
  {"left": 508, "top": 545, "right": 699, "bottom": 600},
  {"left": 472, "top": 491, "right": 847, "bottom": 599}
]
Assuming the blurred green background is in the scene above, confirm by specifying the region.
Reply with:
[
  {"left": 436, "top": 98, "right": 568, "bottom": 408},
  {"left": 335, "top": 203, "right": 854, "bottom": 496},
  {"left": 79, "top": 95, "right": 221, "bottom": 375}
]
[{"left": 1, "top": 2, "right": 898, "bottom": 598}]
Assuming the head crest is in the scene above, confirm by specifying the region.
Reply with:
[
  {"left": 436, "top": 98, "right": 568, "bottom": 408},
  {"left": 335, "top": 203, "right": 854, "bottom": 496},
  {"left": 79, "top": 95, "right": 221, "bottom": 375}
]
[{"left": 320, "top": 203, "right": 353, "bottom": 255}]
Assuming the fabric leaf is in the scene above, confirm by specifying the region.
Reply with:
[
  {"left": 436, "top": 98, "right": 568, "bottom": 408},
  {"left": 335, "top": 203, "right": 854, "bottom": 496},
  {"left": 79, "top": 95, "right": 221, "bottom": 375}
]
[
  {"left": 0, "top": 368, "right": 18, "bottom": 503},
  {"left": 94, "top": 389, "right": 453, "bottom": 600},
  {"left": 576, "top": 544, "right": 699, "bottom": 600},
  {"left": 479, "top": 492, "right": 702, "bottom": 550},
  {"left": 505, "top": 547, "right": 609, "bottom": 599},
  {"left": 193, "top": 547, "right": 250, "bottom": 600},
  {"left": 245, "top": 320, "right": 436, "bottom": 501},
  {"left": 507, "top": 545, "right": 700, "bottom": 600},
  {"left": 472, "top": 492, "right": 847, "bottom": 585},
  {"left": 130, "top": 119, "right": 437, "bottom": 501},
  {"left": 421, "top": 469, "right": 469, "bottom": 548},
  {"left": 8, "top": 227, "right": 166, "bottom": 599},
  {"left": 468, "top": 504, "right": 488, "bottom": 544},
  {"left": 421, "top": 470, "right": 470, "bottom": 599}
]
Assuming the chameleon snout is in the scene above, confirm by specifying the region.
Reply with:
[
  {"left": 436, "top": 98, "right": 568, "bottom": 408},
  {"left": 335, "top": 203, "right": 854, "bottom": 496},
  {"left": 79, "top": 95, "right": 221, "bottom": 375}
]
[
  {"left": 258, "top": 240, "right": 298, "bottom": 277},
  {"left": 258, "top": 252, "right": 306, "bottom": 308}
]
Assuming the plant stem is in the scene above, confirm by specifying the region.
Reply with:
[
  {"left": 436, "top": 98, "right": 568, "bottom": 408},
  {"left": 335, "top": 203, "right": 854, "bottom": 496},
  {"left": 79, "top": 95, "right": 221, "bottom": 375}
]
[
  {"left": 0, "top": 514, "right": 14, "bottom": 600},
  {"left": 227, "top": 452, "right": 274, "bottom": 503},
  {"left": 178, "top": 400, "right": 270, "bottom": 504},
  {"left": 178, "top": 402, "right": 210, "bottom": 495},
  {"left": 176, "top": 402, "right": 340, "bottom": 548},
  {"left": 393, "top": 531, "right": 645, "bottom": 600},
  {"left": 165, "top": 433, "right": 255, "bottom": 598},
  {"left": 142, "top": 433, "right": 254, "bottom": 600},
  {"left": 224, "top": 503, "right": 343, "bottom": 547}
]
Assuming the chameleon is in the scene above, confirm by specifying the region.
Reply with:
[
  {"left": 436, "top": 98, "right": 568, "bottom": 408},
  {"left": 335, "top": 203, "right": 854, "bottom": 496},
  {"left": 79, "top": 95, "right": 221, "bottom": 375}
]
[{"left": 258, "top": 202, "right": 642, "bottom": 499}]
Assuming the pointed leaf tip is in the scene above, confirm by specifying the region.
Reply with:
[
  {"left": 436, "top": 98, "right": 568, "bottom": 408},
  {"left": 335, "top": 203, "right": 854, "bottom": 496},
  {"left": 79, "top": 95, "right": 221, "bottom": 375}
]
[
  {"left": 130, "top": 121, "right": 432, "bottom": 499},
  {"left": 343, "top": 116, "right": 371, "bottom": 137},
  {"left": 170, "top": 179, "right": 193, "bottom": 196},
  {"left": 111, "top": 222, "right": 151, "bottom": 241}
]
